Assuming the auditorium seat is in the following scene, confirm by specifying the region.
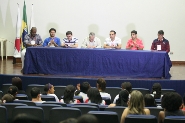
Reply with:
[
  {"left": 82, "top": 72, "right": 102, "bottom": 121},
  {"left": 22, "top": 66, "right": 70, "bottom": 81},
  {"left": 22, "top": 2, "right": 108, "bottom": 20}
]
[
  {"left": 54, "top": 86, "right": 66, "bottom": 99},
  {"left": 72, "top": 105, "right": 98, "bottom": 114},
  {"left": 0, "top": 106, "right": 7, "bottom": 123},
  {"left": 99, "top": 105, "right": 108, "bottom": 111},
  {"left": 155, "top": 99, "right": 161, "bottom": 106},
  {"left": 1, "top": 103, "right": 27, "bottom": 123},
  {"left": 12, "top": 106, "right": 44, "bottom": 123},
  {"left": 88, "top": 111, "right": 119, "bottom": 123},
  {"left": 0, "top": 91, "right": 3, "bottom": 99},
  {"left": 125, "top": 115, "right": 157, "bottom": 123},
  {"left": 164, "top": 116, "right": 185, "bottom": 123},
  {"left": 41, "top": 95, "right": 56, "bottom": 102},
  {"left": 15, "top": 94, "right": 28, "bottom": 100},
  {"left": 37, "top": 104, "right": 61, "bottom": 123},
  {"left": 102, "top": 97, "right": 111, "bottom": 105},
  {"left": 1, "top": 83, "right": 12, "bottom": 95},
  {"left": 132, "top": 88, "right": 150, "bottom": 96},
  {"left": 49, "top": 107, "right": 81, "bottom": 123},
  {"left": 26, "top": 84, "right": 44, "bottom": 100},
  {"left": 74, "top": 103, "right": 99, "bottom": 108},
  {"left": 13, "top": 100, "right": 36, "bottom": 106},
  {"left": 105, "top": 87, "right": 121, "bottom": 103},
  {"left": 147, "top": 107, "right": 163, "bottom": 118},
  {"left": 105, "top": 106, "right": 126, "bottom": 122},
  {"left": 161, "top": 89, "right": 175, "bottom": 95},
  {"left": 42, "top": 102, "right": 67, "bottom": 107}
]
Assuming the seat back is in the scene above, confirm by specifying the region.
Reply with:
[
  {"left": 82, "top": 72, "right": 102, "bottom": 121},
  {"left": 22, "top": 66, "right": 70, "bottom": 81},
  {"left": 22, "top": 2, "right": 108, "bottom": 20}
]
[
  {"left": 0, "top": 91, "right": 3, "bottom": 99},
  {"left": 0, "top": 106, "right": 7, "bottom": 123},
  {"left": 147, "top": 107, "right": 163, "bottom": 118},
  {"left": 49, "top": 107, "right": 81, "bottom": 123},
  {"left": 54, "top": 86, "right": 66, "bottom": 99},
  {"left": 37, "top": 104, "right": 61, "bottom": 123},
  {"left": 125, "top": 115, "right": 157, "bottom": 123},
  {"left": 88, "top": 111, "right": 119, "bottom": 123},
  {"left": 15, "top": 94, "right": 28, "bottom": 100},
  {"left": 42, "top": 102, "right": 67, "bottom": 107},
  {"left": 72, "top": 105, "right": 98, "bottom": 115},
  {"left": 132, "top": 88, "right": 150, "bottom": 96},
  {"left": 1, "top": 84, "right": 12, "bottom": 95},
  {"left": 12, "top": 106, "right": 44, "bottom": 123},
  {"left": 1, "top": 103, "right": 27, "bottom": 123},
  {"left": 105, "top": 106, "right": 126, "bottom": 122},
  {"left": 41, "top": 95, "right": 56, "bottom": 102},
  {"left": 74, "top": 103, "right": 99, "bottom": 108},
  {"left": 164, "top": 116, "right": 185, "bottom": 123},
  {"left": 161, "top": 89, "right": 175, "bottom": 95},
  {"left": 105, "top": 87, "right": 121, "bottom": 103},
  {"left": 13, "top": 100, "right": 36, "bottom": 106},
  {"left": 26, "top": 84, "right": 44, "bottom": 100}
]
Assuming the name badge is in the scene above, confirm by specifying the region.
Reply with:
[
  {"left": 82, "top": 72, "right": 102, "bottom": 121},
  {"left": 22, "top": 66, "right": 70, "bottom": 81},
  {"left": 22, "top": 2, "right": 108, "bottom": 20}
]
[
  {"left": 31, "top": 40, "right": 35, "bottom": 45},
  {"left": 157, "top": 45, "right": 161, "bottom": 50}
]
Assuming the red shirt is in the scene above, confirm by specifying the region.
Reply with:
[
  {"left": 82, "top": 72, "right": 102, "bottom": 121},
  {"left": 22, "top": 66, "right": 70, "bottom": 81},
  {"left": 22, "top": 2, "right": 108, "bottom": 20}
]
[
  {"left": 151, "top": 38, "right": 170, "bottom": 53},
  {"left": 126, "top": 38, "right": 144, "bottom": 50}
]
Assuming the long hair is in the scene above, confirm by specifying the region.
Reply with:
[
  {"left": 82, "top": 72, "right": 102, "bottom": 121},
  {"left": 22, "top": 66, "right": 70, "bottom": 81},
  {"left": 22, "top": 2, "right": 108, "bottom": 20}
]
[
  {"left": 87, "top": 88, "right": 102, "bottom": 104},
  {"left": 151, "top": 83, "right": 162, "bottom": 99},
  {"left": 128, "top": 90, "right": 145, "bottom": 115},
  {"left": 116, "top": 89, "right": 129, "bottom": 106},
  {"left": 63, "top": 85, "right": 76, "bottom": 104},
  {"left": 42, "top": 83, "right": 52, "bottom": 95}
]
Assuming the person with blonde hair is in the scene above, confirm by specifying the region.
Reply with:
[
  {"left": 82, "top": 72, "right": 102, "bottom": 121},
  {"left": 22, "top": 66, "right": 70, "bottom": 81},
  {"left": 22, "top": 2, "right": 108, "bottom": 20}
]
[{"left": 120, "top": 90, "right": 150, "bottom": 123}]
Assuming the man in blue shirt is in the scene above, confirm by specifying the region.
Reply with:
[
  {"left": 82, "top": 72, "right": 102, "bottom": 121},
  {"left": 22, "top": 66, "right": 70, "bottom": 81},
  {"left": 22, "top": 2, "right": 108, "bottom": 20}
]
[{"left": 43, "top": 28, "right": 61, "bottom": 47}]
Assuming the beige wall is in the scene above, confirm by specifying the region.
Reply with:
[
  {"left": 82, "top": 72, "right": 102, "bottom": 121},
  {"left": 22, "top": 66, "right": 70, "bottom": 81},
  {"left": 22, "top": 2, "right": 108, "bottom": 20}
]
[{"left": 0, "top": 0, "right": 185, "bottom": 61}]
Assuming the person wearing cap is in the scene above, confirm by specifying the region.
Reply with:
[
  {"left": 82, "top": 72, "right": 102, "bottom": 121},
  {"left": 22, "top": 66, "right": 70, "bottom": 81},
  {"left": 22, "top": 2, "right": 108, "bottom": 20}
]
[
  {"left": 151, "top": 30, "right": 170, "bottom": 53},
  {"left": 81, "top": 32, "right": 102, "bottom": 48}
]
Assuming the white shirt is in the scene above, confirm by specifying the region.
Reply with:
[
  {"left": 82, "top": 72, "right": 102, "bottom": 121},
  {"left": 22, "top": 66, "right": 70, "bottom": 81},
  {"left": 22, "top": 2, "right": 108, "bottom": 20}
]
[
  {"left": 60, "top": 99, "right": 78, "bottom": 104},
  {"left": 85, "top": 99, "right": 106, "bottom": 105},
  {"left": 81, "top": 37, "right": 102, "bottom": 48},
  {"left": 100, "top": 92, "right": 111, "bottom": 99},
  {"left": 47, "top": 94, "right": 59, "bottom": 102},
  {"left": 113, "top": 94, "right": 131, "bottom": 104},
  {"left": 104, "top": 37, "right": 121, "bottom": 48},
  {"left": 62, "top": 37, "right": 78, "bottom": 47},
  {"left": 78, "top": 92, "right": 88, "bottom": 102}
]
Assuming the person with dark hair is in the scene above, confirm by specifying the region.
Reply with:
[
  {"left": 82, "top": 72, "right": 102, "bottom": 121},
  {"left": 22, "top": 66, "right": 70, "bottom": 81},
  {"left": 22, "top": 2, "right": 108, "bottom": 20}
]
[
  {"left": 42, "top": 83, "right": 59, "bottom": 102},
  {"left": 85, "top": 88, "right": 105, "bottom": 105},
  {"left": 12, "top": 77, "right": 26, "bottom": 94},
  {"left": 43, "top": 28, "right": 61, "bottom": 47},
  {"left": 158, "top": 92, "right": 185, "bottom": 123},
  {"left": 75, "top": 82, "right": 90, "bottom": 102},
  {"left": 21, "top": 27, "right": 43, "bottom": 72},
  {"left": 120, "top": 90, "right": 150, "bottom": 123},
  {"left": 144, "top": 94, "right": 157, "bottom": 107},
  {"left": 104, "top": 30, "right": 121, "bottom": 49},
  {"left": 60, "top": 118, "right": 77, "bottom": 123},
  {"left": 77, "top": 114, "right": 98, "bottom": 123},
  {"left": 12, "top": 113, "right": 42, "bottom": 123},
  {"left": 109, "top": 89, "right": 129, "bottom": 107},
  {"left": 126, "top": 30, "right": 144, "bottom": 50},
  {"left": 113, "top": 82, "right": 132, "bottom": 104},
  {"left": 151, "top": 30, "right": 170, "bottom": 53},
  {"left": 60, "top": 85, "right": 80, "bottom": 104},
  {"left": 62, "top": 31, "right": 78, "bottom": 48},
  {"left": 151, "top": 83, "right": 163, "bottom": 99},
  {"left": 96, "top": 78, "right": 111, "bottom": 99},
  {"left": 0, "top": 86, "right": 18, "bottom": 103},
  {"left": 183, "top": 94, "right": 185, "bottom": 111},
  {"left": 30, "top": 87, "right": 45, "bottom": 103}
]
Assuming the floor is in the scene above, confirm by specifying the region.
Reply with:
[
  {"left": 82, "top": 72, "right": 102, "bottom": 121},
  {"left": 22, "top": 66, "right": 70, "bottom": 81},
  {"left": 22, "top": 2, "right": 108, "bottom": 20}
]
[{"left": 0, "top": 59, "right": 185, "bottom": 80}]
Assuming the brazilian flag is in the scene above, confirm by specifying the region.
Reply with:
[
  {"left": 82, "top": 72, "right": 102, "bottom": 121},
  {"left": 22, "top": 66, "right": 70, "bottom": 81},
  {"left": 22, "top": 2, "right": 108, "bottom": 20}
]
[{"left": 21, "top": 1, "right": 28, "bottom": 50}]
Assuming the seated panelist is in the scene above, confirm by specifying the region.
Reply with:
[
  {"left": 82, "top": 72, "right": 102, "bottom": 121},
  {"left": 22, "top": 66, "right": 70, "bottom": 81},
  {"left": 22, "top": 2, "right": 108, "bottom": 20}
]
[{"left": 62, "top": 31, "right": 78, "bottom": 48}]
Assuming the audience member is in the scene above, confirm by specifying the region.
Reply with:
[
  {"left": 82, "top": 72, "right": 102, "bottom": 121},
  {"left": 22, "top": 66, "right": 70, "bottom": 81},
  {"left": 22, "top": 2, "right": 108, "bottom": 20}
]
[
  {"left": 183, "top": 94, "right": 185, "bottom": 111},
  {"left": 77, "top": 114, "right": 98, "bottom": 123},
  {"left": 85, "top": 88, "right": 105, "bottom": 105},
  {"left": 42, "top": 83, "right": 59, "bottom": 102},
  {"left": 158, "top": 92, "right": 185, "bottom": 123},
  {"left": 60, "top": 85, "right": 80, "bottom": 104},
  {"left": 1, "top": 86, "right": 18, "bottom": 103},
  {"left": 75, "top": 82, "right": 90, "bottom": 102},
  {"left": 60, "top": 118, "right": 77, "bottom": 123},
  {"left": 12, "top": 77, "right": 26, "bottom": 94},
  {"left": 12, "top": 113, "right": 42, "bottom": 123},
  {"left": 96, "top": 78, "right": 111, "bottom": 99},
  {"left": 113, "top": 82, "right": 132, "bottom": 103},
  {"left": 109, "top": 89, "right": 129, "bottom": 107},
  {"left": 120, "top": 90, "right": 150, "bottom": 123},
  {"left": 144, "top": 94, "right": 157, "bottom": 107},
  {"left": 151, "top": 83, "right": 163, "bottom": 99},
  {"left": 30, "top": 87, "right": 45, "bottom": 103}
]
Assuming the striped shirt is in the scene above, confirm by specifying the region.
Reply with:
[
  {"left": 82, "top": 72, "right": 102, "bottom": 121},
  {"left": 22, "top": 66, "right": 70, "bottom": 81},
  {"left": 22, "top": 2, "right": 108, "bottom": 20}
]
[{"left": 62, "top": 37, "right": 78, "bottom": 47}]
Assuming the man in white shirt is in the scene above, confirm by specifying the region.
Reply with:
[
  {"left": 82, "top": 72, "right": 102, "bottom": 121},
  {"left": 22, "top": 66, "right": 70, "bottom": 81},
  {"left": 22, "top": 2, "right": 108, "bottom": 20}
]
[
  {"left": 104, "top": 30, "right": 121, "bottom": 49},
  {"left": 81, "top": 32, "right": 102, "bottom": 48},
  {"left": 97, "top": 78, "right": 111, "bottom": 99},
  {"left": 62, "top": 31, "right": 78, "bottom": 48}
]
